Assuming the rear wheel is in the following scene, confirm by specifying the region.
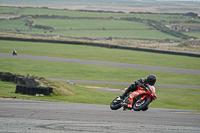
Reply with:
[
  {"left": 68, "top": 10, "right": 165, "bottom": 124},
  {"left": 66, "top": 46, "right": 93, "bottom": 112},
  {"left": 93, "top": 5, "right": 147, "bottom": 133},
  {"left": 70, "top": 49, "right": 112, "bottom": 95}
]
[
  {"left": 110, "top": 97, "right": 122, "bottom": 110},
  {"left": 133, "top": 97, "right": 151, "bottom": 111}
]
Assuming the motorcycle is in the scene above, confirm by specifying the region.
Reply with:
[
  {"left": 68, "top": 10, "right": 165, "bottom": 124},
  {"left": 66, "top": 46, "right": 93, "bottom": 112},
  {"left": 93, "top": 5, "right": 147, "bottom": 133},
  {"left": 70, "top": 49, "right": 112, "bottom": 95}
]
[
  {"left": 12, "top": 51, "right": 17, "bottom": 56},
  {"left": 110, "top": 84, "right": 157, "bottom": 111}
]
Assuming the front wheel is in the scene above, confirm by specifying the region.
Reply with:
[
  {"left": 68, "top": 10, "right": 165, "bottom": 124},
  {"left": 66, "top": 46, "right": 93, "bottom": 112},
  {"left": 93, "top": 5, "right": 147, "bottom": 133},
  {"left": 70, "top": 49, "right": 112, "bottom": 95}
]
[
  {"left": 110, "top": 97, "right": 122, "bottom": 110},
  {"left": 133, "top": 97, "right": 151, "bottom": 111}
]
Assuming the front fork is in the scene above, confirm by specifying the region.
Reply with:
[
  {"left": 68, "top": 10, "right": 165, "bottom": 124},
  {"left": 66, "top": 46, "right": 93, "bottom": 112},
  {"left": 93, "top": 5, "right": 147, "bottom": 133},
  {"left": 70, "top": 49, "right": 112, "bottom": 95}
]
[{"left": 140, "top": 95, "right": 147, "bottom": 101}]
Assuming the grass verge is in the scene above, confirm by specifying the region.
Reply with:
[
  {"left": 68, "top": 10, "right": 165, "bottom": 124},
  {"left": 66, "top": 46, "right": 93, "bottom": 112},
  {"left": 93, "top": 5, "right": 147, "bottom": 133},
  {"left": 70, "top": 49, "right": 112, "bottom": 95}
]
[
  {"left": 1, "top": 57, "right": 200, "bottom": 86},
  {"left": 0, "top": 80, "right": 199, "bottom": 111},
  {"left": 0, "top": 80, "right": 119, "bottom": 105},
  {"left": 150, "top": 87, "right": 200, "bottom": 112},
  {"left": 0, "top": 40, "right": 200, "bottom": 70}
]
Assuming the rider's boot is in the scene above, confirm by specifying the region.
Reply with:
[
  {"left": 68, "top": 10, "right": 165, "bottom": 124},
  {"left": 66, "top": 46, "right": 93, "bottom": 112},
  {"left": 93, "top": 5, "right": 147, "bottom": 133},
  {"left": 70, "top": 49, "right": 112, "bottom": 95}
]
[
  {"left": 116, "top": 84, "right": 137, "bottom": 101},
  {"left": 116, "top": 87, "right": 131, "bottom": 101},
  {"left": 116, "top": 95, "right": 124, "bottom": 101}
]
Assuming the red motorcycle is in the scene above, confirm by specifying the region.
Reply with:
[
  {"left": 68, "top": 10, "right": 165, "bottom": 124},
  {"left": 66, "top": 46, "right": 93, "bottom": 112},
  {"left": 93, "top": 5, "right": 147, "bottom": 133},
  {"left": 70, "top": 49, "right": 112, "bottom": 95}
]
[{"left": 110, "top": 84, "right": 157, "bottom": 111}]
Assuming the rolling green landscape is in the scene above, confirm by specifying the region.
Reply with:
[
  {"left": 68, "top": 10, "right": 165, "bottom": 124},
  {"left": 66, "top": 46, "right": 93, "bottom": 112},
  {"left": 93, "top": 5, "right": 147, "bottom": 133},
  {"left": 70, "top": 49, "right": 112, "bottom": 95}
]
[
  {"left": 0, "top": 6, "right": 200, "bottom": 54},
  {"left": 0, "top": 5, "right": 200, "bottom": 112},
  {"left": 0, "top": 40, "right": 200, "bottom": 111},
  {"left": 0, "top": 6, "right": 200, "bottom": 41}
]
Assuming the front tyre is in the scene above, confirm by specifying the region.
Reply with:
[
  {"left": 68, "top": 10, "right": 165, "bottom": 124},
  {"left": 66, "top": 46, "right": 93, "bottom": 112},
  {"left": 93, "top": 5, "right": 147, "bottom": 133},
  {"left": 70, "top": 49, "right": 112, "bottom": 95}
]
[
  {"left": 110, "top": 97, "right": 122, "bottom": 110},
  {"left": 133, "top": 97, "right": 151, "bottom": 111}
]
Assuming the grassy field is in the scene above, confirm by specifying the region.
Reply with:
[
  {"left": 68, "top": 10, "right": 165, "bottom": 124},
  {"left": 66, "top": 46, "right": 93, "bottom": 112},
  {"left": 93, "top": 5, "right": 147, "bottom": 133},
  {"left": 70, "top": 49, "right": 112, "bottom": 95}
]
[
  {"left": 1, "top": 6, "right": 200, "bottom": 43},
  {"left": 21, "top": 30, "right": 181, "bottom": 40},
  {"left": 0, "top": 40, "right": 199, "bottom": 70},
  {"left": 0, "top": 6, "right": 200, "bottom": 111},
  {"left": 150, "top": 87, "right": 200, "bottom": 111},
  {"left": 0, "top": 6, "right": 21, "bottom": 13},
  {"left": 31, "top": 19, "right": 150, "bottom": 29},
  {"left": 0, "top": 80, "right": 119, "bottom": 105},
  {"left": 1, "top": 80, "right": 200, "bottom": 111},
  {"left": 0, "top": 19, "right": 34, "bottom": 30},
  {"left": 0, "top": 19, "right": 180, "bottom": 40},
  {"left": 0, "top": 40, "right": 200, "bottom": 111},
  {"left": 19, "top": 8, "right": 178, "bottom": 19},
  {"left": 18, "top": 8, "right": 200, "bottom": 23},
  {"left": 183, "top": 32, "right": 200, "bottom": 39},
  {"left": 1, "top": 57, "right": 200, "bottom": 86}
]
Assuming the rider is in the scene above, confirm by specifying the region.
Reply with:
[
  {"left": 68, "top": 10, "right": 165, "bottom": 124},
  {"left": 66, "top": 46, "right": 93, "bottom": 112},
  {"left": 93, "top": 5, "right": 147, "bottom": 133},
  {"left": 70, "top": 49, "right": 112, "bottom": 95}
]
[
  {"left": 12, "top": 50, "right": 17, "bottom": 55},
  {"left": 117, "top": 74, "right": 157, "bottom": 101}
]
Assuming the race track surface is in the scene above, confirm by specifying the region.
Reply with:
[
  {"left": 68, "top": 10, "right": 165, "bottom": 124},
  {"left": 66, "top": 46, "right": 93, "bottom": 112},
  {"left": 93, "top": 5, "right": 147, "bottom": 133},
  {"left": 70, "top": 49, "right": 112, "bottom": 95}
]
[
  {"left": 1, "top": 53, "right": 200, "bottom": 132},
  {"left": 0, "top": 99, "right": 200, "bottom": 133}
]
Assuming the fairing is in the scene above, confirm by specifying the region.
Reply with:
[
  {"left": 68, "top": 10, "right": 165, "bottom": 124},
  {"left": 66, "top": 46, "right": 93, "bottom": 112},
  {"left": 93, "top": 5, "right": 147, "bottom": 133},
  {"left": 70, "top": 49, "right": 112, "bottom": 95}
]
[{"left": 126, "top": 85, "right": 155, "bottom": 109}]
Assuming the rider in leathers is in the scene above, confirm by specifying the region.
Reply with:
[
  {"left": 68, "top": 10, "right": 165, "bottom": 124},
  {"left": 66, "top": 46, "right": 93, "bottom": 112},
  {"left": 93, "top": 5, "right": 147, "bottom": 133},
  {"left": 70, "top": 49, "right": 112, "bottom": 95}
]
[{"left": 117, "top": 74, "right": 157, "bottom": 110}]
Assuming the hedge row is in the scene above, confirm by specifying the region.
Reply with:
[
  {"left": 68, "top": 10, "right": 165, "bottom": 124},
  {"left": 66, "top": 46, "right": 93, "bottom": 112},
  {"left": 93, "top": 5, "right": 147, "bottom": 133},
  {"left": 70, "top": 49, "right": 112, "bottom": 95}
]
[{"left": 0, "top": 72, "right": 53, "bottom": 96}]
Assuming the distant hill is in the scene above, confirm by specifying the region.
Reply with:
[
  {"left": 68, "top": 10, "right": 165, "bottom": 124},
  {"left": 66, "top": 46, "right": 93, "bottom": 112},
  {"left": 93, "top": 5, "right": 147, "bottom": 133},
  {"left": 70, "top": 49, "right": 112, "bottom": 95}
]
[{"left": 0, "top": 0, "right": 200, "bottom": 13}]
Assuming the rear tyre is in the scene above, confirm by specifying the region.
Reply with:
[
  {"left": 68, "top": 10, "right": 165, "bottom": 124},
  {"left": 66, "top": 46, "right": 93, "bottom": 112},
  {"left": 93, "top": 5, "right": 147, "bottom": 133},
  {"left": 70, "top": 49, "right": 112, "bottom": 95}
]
[
  {"left": 142, "top": 106, "right": 149, "bottom": 111},
  {"left": 133, "top": 97, "right": 151, "bottom": 111},
  {"left": 110, "top": 97, "right": 122, "bottom": 110}
]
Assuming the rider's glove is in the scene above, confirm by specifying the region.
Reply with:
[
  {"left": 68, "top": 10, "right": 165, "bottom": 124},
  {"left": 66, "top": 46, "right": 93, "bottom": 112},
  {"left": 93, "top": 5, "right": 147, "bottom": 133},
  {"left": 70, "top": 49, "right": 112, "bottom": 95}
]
[
  {"left": 139, "top": 83, "right": 146, "bottom": 89},
  {"left": 135, "top": 80, "right": 146, "bottom": 89}
]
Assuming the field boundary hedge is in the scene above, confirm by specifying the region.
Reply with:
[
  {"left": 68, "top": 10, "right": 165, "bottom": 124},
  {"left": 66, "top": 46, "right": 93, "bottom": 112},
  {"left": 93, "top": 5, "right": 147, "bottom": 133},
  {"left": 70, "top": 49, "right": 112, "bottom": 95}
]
[{"left": 0, "top": 36, "right": 200, "bottom": 57}]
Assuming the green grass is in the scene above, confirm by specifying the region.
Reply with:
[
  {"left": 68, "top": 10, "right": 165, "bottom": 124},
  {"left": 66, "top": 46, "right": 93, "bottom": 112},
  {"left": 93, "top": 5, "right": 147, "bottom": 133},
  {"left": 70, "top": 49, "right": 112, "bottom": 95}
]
[
  {"left": 0, "top": 6, "right": 200, "bottom": 111},
  {"left": 0, "top": 81, "right": 199, "bottom": 111},
  {"left": 74, "top": 82, "right": 200, "bottom": 112},
  {"left": 21, "top": 29, "right": 180, "bottom": 40},
  {"left": 2, "top": 7, "right": 200, "bottom": 42},
  {"left": 20, "top": 8, "right": 110, "bottom": 17},
  {"left": 150, "top": 87, "right": 200, "bottom": 111},
  {"left": 183, "top": 32, "right": 200, "bottom": 38},
  {"left": 18, "top": 8, "right": 200, "bottom": 23},
  {"left": 0, "top": 39, "right": 200, "bottom": 111},
  {"left": 0, "top": 19, "right": 37, "bottom": 30},
  {"left": 1, "top": 7, "right": 200, "bottom": 43},
  {"left": 0, "top": 18, "right": 179, "bottom": 40},
  {"left": 0, "top": 57, "right": 200, "bottom": 86},
  {"left": 0, "top": 80, "right": 119, "bottom": 105},
  {"left": 20, "top": 29, "right": 180, "bottom": 40},
  {"left": 0, "top": 18, "right": 181, "bottom": 40},
  {"left": 0, "top": 7, "right": 21, "bottom": 13},
  {"left": 31, "top": 19, "right": 150, "bottom": 29},
  {"left": 0, "top": 40, "right": 199, "bottom": 70}
]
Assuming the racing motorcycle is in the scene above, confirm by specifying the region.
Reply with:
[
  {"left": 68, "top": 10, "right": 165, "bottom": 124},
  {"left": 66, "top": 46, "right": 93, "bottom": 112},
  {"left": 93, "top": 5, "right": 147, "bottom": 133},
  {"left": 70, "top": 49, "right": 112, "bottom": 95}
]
[
  {"left": 110, "top": 84, "right": 157, "bottom": 111},
  {"left": 12, "top": 50, "right": 17, "bottom": 56}
]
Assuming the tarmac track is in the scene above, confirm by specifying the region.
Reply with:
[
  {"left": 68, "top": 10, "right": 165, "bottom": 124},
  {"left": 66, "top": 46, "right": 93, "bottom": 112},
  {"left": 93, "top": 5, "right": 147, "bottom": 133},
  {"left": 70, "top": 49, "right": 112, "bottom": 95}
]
[
  {"left": 1, "top": 53, "right": 200, "bottom": 132},
  {"left": 0, "top": 98, "right": 200, "bottom": 133}
]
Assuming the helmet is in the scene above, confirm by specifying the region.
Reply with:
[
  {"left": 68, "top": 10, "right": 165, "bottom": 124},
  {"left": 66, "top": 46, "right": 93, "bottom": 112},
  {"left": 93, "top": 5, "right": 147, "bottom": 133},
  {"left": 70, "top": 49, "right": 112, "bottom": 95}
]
[{"left": 147, "top": 74, "right": 156, "bottom": 85}]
